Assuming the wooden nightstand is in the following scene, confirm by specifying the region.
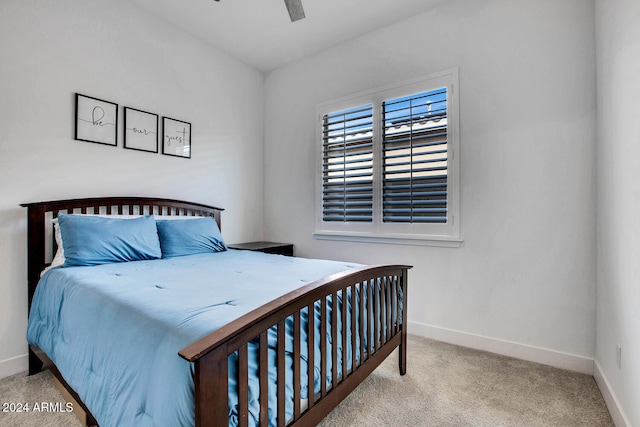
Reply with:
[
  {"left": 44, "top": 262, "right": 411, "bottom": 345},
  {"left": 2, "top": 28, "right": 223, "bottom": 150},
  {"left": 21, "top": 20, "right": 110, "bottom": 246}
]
[{"left": 228, "top": 241, "right": 294, "bottom": 256}]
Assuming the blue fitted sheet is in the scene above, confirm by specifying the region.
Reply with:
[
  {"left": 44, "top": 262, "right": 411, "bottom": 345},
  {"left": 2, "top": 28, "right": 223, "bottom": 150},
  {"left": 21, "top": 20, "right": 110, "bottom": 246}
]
[{"left": 27, "top": 250, "right": 362, "bottom": 427}]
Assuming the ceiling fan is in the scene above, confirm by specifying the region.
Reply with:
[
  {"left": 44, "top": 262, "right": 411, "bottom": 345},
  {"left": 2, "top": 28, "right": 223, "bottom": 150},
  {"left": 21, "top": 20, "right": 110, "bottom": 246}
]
[{"left": 213, "top": 0, "right": 305, "bottom": 22}]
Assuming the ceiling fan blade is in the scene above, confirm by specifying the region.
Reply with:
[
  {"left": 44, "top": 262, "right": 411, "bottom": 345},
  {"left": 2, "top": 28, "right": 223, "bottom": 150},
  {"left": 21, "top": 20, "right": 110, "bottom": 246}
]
[{"left": 284, "top": 0, "right": 305, "bottom": 22}]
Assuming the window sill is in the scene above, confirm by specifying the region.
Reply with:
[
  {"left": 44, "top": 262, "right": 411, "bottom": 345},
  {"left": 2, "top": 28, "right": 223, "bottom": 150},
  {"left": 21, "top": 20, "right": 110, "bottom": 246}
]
[{"left": 313, "top": 231, "right": 463, "bottom": 248}]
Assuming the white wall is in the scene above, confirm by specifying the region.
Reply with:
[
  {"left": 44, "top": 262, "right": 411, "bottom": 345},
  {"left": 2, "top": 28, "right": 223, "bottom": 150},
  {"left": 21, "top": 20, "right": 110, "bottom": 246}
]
[
  {"left": 595, "top": 0, "right": 640, "bottom": 425},
  {"left": 264, "top": 0, "right": 597, "bottom": 372},
  {"left": 0, "top": 0, "right": 264, "bottom": 377}
]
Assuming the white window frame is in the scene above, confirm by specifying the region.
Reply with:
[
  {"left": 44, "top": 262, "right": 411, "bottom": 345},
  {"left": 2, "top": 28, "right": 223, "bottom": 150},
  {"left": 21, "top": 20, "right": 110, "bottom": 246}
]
[{"left": 314, "top": 68, "right": 462, "bottom": 247}]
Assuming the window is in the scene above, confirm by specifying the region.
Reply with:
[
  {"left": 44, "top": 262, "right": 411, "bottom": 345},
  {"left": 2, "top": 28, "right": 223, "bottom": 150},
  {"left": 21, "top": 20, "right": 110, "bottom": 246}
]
[{"left": 315, "top": 68, "right": 460, "bottom": 246}]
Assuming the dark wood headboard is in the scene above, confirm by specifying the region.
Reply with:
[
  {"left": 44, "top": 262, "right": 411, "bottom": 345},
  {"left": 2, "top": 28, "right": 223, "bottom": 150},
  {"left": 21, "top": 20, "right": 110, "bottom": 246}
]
[{"left": 21, "top": 197, "right": 224, "bottom": 312}]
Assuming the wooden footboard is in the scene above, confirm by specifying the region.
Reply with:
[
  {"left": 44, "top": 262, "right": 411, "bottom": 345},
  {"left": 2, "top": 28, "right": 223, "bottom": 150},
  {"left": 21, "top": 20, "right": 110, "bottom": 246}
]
[
  {"left": 22, "top": 197, "right": 410, "bottom": 427},
  {"left": 179, "top": 264, "right": 410, "bottom": 427}
]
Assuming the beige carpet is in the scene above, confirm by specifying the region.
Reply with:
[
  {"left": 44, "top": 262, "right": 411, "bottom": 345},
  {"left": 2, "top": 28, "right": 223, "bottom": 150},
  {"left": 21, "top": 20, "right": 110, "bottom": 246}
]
[
  {"left": 0, "top": 336, "right": 613, "bottom": 427},
  {"left": 319, "top": 336, "right": 613, "bottom": 427}
]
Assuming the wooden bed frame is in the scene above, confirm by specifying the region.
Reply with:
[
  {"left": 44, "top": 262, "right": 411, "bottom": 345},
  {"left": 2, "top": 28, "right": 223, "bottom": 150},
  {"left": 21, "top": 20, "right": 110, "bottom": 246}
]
[{"left": 22, "top": 197, "right": 411, "bottom": 427}]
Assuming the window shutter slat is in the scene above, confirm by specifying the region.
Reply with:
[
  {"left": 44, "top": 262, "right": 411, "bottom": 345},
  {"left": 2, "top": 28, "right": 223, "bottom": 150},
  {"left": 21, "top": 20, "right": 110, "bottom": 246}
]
[
  {"left": 322, "top": 104, "right": 374, "bottom": 222},
  {"left": 382, "top": 88, "right": 448, "bottom": 224}
]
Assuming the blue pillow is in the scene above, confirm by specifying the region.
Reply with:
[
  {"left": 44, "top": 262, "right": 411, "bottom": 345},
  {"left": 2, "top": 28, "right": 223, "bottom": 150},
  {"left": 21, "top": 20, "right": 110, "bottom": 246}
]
[
  {"left": 156, "top": 217, "right": 226, "bottom": 258},
  {"left": 57, "top": 214, "right": 162, "bottom": 267}
]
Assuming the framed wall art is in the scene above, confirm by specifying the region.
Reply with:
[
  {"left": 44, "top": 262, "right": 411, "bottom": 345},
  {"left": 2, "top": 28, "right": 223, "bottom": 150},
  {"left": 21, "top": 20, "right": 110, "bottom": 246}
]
[
  {"left": 162, "top": 117, "right": 191, "bottom": 159},
  {"left": 75, "top": 93, "right": 118, "bottom": 146},
  {"left": 124, "top": 107, "right": 158, "bottom": 153}
]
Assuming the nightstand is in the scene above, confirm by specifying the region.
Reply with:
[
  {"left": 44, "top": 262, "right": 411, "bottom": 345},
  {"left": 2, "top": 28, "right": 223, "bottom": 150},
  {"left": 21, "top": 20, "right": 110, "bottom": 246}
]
[{"left": 228, "top": 241, "right": 294, "bottom": 256}]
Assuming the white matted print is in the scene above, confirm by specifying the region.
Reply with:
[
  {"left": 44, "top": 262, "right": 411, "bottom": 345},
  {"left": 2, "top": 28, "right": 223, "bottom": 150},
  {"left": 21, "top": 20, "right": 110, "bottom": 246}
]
[
  {"left": 124, "top": 107, "right": 158, "bottom": 153},
  {"left": 75, "top": 93, "right": 118, "bottom": 146},
  {"left": 162, "top": 117, "right": 191, "bottom": 159}
]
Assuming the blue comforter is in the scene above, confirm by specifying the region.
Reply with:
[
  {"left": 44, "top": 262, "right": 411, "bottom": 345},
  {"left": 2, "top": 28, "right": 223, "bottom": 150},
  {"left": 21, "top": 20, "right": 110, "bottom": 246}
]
[{"left": 27, "top": 250, "right": 361, "bottom": 427}]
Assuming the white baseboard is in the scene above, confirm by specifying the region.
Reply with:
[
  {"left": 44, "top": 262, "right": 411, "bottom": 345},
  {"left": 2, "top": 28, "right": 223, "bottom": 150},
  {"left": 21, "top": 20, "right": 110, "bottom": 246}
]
[
  {"left": 0, "top": 353, "right": 28, "bottom": 380},
  {"left": 408, "top": 321, "right": 594, "bottom": 375},
  {"left": 594, "top": 360, "right": 631, "bottom": 427}
]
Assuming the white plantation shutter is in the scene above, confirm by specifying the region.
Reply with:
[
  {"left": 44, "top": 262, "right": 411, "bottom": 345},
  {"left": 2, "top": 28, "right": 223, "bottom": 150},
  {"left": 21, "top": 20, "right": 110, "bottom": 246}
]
[
  {"left": 322, "top": 105, "right": 374, "bottom": 222},
  {"left": 382, "top": 89, "right": 448, "bottom": 223},
  {"left": 316, "top": 68, "right": 459, "bottom": 245}
]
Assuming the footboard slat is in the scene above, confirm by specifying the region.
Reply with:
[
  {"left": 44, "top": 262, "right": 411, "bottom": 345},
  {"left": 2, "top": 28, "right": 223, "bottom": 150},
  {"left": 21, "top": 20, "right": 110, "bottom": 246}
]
[
  {"left": 341, "top": 286, "right": 347, "bottom": 378},
  {"left": 392, "top": 278, "right": 398, "bottom": 335},
  {"left": 259, "top": 332, "right": 269, "bottom": 427},
  {"left": 369, "top": 279, "right": 375, "bottom": 358},
  {"left": 373, "top": 279, "right": 380, "bottom": 352},
  {"left": 293, "top": 311, "right": 301, "bottom": 420},
  {"left": 359, "top": 282, "right": 365, "bottom": 367},
  {"left": 331, "top": 290, "right": 338, "bottom": 390},
  {"left": 381, "top": 277, "right": 387, "bottom": 345},
  {"left": 277, "top": 319, "right": 286, "bottom": 427},
  {"left": 387, "top": 277, "right": 393, "bottom": 342},
  {"left": 238, "top": 344, "right": 249, "bottom": 427},
  {"left": 320, "top": 297, "right": 327, "bottom": 398},
  {"left": 350, "top": 284, "right": 357, "bottom": 374},
  {"left": 307, "top": 302, "right": 316, "bottom": 410}
]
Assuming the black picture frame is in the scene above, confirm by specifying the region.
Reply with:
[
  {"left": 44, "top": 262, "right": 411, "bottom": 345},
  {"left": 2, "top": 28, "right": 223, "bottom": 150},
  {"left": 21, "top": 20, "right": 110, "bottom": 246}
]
[
  {"left": 124, "top": 107, "right": 159, "bottom": 153},
  {"left": 162, "top": 117, "right": 191, "bottom": 159},
  {"left": 75, "top": 93, "right": 118, "bottom": 146}
]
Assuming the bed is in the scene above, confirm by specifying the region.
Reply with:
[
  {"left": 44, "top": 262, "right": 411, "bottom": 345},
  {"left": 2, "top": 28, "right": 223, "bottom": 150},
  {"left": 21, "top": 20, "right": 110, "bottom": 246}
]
[{"left": 22, "top": 197, "right": 411, "bottom": 427}]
